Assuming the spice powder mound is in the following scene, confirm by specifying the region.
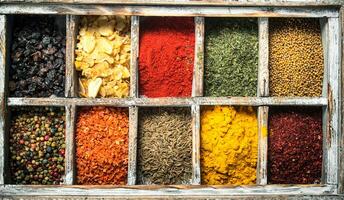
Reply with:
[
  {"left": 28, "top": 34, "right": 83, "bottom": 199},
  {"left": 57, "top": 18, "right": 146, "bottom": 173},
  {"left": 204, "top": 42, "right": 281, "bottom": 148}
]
[
  {"left": 201, "top": 106, "right": 258, "bottom": 185},
  {"left": 268, "top": 107, "right": 322, "bottom": 184},
  {"left": 204, "top": 18, "right": 258, "bottom": 97},
  {"left": 76, "top": 107, "right": 128, "bottom": 185},
  {"left": 269, "top": 18, "right": 324, "bottom": 97},
  {"left": 139, "top": 17, "right": 195, "bottom": 97},
  {"left": 137, "top": 107, "right": 192, "bottom": 184}
]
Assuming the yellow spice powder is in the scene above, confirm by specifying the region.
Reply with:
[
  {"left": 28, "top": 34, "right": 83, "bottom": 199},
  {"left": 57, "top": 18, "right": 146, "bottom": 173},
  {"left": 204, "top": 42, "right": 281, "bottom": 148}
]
[{"left": 201, "top": 106, "right": 258, "bottom": 185}]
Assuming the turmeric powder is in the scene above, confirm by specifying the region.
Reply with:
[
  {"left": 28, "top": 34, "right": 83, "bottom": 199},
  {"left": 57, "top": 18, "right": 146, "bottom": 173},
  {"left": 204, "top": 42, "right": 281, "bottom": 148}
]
[{"left": 201, "top": 106, "right": 258, "bottom": 185}]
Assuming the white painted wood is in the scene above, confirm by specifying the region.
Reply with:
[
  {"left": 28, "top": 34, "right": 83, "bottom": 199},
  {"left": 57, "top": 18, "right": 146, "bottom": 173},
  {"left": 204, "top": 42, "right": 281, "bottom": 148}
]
[
  {"left": 258, "top": 18, "right": 269, "bottom": 97},
  {"left": 66, "top": 15, "right": 78, "bottom": 97},
  {"left": 325, "top": 17, "right": 341, "bottom": 185},
  {"left": 6, "top": 97, "right": 328, "bottom": 107},
  {"left": 65, "top": 105, "right": 76, "bottom": 185},
  {"left": 191, "top": 105, "right": 201, "bottom": 185},
  {"left": 0, "top": 15, "right": 7, "bottom": 185},
  {"left": 0, "top": 5, "right": 339, "bottom": 18},
  {"left": 192, "top": 17, "right": 204, "bottom": 97},
  {"left": 320, "top": 17, "right": 328, "bottom": 185},
  {"left": 0, "top": 0, "right": 342, "bottom": 6},
  {"left": 127, "top": 106, "right": 138, "bottom": 185},
  {"left": 130, "top": 16, "right": 139, "bottom": 98},
  {"left": 256, "top": 17, "right": 269, "bottom": 186},
  {"left": 0, "top": 184, "right": 336, "bottom": 196}
]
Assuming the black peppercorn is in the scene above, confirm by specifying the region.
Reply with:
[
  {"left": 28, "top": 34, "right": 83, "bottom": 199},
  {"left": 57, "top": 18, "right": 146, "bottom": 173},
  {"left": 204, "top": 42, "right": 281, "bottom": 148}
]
[{"left": 9, "top": 16, "right": 65, "bottom": 97}]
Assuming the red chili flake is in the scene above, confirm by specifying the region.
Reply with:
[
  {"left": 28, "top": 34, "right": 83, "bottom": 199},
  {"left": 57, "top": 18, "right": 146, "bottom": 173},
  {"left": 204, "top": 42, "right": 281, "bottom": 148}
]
[
  {"left": 76, "top": 107, "right": 129, "bottom": 185},
  {"left": 268, "top": 107, "right": 322, "bottom": 184}
]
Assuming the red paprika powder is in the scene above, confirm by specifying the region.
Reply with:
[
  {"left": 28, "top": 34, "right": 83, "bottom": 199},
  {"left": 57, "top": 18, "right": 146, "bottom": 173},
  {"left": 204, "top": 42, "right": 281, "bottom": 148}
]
[
  {"left": 139, "top": 17, "right": 195, "bottom": 97},
  {"left": 268, "top": 107, "right": 322, "bottom": 184}
]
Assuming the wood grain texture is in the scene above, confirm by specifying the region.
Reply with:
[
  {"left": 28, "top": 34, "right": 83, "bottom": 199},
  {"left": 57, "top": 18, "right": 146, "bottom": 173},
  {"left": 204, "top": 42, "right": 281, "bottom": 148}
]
[
  {"left": 0, "top": 184, "right": 337, "bottom": 196},
  {"left": 339, "top": 7, "right": 344, "bottom": 194},
  {"left": 257, "top": 106, "right": 268, "bottom": 185},
  {"left": 0, "top": 15, "right": 7, "bottom": 185},
  {"left": 191, "top": 105, "right": 201, "bottom": 185},
  {"left": 1, "top": 195, "right": 344, "bottom": 200},
  {"left": 258, "top": 18, "right": 269, "bottom": 97},
  {"left": 127, "top": 106, "right": 138, "bottom": 185},
  {"left": 6, "top": 97, "right": 328, "bottom": 107},
  {"left": 64, "top": 105, "right": 76, "bottom": 185},
  {"left": 326, "top": 17, "right": 341, "bottom": 185},
  {"left": 0, "top": 0, "right": 342, "bottom": 6},
  {"left": 192, "top": 17, "right": 204, "bottom": 97},
  {"left": 66, "top": 15, "right": 79, "bottom": 97},
  {"left": 0, "top": 4, "right": 339, "bottom": 17},
  {"left": 130, "top": 16, "right": 139, "bottom": 98}
]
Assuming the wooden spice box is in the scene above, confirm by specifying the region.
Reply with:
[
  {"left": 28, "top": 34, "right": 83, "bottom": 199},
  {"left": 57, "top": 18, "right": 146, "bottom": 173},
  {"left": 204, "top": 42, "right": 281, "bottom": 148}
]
[{"left": 0, "top": 1, "right": 343, "bottom": 198}]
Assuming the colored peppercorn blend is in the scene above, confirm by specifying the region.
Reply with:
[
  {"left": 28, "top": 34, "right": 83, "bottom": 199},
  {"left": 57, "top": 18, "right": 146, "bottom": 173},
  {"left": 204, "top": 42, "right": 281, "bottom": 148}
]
[
  {"left": 76, "top": 107, "right": 128, "bottom": 185},
  {"left": 9, "top": 107, "right": 65, "bottom": 184},
  {"left": 204, "top": 18, "right": 258, "bottom": 97},
  {"left": 201, "top": 106, "right": 258, "bottom": 185},
  {"left": 139, "top": 17, "right": 195, "bottom": 97},
  {"left": 137, "top": 108, "right": 192, "bottom": 184},
  {"left": 269, "top": 18, "right": 324, "bottom": 97},
  {"left": 75, "top": 16, "right": 131, "bottom": 98},
  {"left": 268, "top": 107, "right": 322, "bottom": 184},
  {"left": 9, "top": 16, "right": 66, "bottom": 97}
]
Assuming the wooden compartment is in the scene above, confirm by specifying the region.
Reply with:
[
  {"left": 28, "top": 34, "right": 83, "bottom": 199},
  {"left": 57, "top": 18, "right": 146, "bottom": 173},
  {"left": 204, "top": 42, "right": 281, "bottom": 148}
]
[{"left": 0, "top": 3, "right": 342, "bottom": 198}]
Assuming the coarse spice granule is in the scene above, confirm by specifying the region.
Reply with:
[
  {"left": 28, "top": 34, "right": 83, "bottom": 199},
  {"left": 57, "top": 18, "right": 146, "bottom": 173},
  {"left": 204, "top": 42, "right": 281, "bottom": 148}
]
[
  {"left": 137, "top": 107, "right": 192, "bottom": 185},
  {"left": 139, "top": 17, "right": 195, "bottom": 98},
  {"left": 269, "top": 18, "right": 324, "bottom": 97},
  {"left": 9, "top": 16, "right": 66, "bottom": 97},
  {"left": 9, "top": 107, "right": 65, "bottom": 185},
  {"left": 201, "top": 106, "right": 258, "bottom": 185},
  {"left": 268, "top": 107, "right": 322, "bottom": 184},
  {"left": 76, "top": 107, "right": 128, "bottom": 185},
  {"left": 204, "top": 18, "right": 258, "bottom": 97}
]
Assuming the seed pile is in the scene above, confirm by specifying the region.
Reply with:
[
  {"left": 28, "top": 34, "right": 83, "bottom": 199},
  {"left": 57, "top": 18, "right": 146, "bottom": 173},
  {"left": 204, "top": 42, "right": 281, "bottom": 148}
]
[
  {"left": 9, "top": 16, "right": 65, "bottom": 97},
  {"left": 204, "top": 18, "right": 258, "bottom": 97},
  {"left": 201, "top": 106, "right": 258, "bottom": 185},
  {"left": 139, "top": 17, "right": 194, "bottom": 97},
  {"left": 137, "top": 108, "right": 192, "bottom": 184},
  {"left": 268, "top": 107, "right": 322, "bottom": 184},
  {"left": 76, "top": 107, "right": 128, "bottom": 185},
  {"left": 269, "top": 18, "right": 324, "bottom": 97},
  {"left": 9, "top": 107, "right": 65, "bottom": 185},
  {"left": 75, "top": 16, "right": 131, "bottom": 98}
]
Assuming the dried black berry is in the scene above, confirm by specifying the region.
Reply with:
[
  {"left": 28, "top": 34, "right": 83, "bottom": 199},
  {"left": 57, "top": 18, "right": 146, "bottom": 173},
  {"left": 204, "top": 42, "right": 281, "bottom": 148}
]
[{"left": 9, "top": 16, "right": 65, "bottom": 97}]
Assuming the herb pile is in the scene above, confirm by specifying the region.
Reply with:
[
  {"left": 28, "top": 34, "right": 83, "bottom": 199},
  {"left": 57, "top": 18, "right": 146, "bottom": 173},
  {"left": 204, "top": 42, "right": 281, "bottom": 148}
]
[
  {"left": 204, "top": 18, "right": 258, "bottom": 97},
  {"left": 9, "top": 107, "right": 65, "bottom": 184},
  {"left": 137, "top": 107, "right": 192, "bottom": 184}
]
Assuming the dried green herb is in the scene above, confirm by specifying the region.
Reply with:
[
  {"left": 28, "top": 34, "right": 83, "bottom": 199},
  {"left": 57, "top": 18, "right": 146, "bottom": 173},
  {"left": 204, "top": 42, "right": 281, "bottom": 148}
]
[
  {"left": 137, "top": 107, "right": 192, "bottom": 185},
  {"left": 204, "top": 18, "right": 258, "bottom": 97}
]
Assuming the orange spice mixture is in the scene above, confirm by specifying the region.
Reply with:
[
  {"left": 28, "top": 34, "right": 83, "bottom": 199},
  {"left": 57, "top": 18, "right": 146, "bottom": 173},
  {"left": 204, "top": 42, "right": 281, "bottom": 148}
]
[{"left": 76, "top": 107, "right": 129, "bottom": 185}]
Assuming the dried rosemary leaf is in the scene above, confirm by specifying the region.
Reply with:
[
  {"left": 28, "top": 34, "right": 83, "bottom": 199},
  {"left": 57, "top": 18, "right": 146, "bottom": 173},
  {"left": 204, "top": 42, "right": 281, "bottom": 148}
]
[
  {"left": 137, "top": 107, "right": 192, "bottom": 185},
  {"left": 204, "top": 18, "right": 258, "bottom": 97}
]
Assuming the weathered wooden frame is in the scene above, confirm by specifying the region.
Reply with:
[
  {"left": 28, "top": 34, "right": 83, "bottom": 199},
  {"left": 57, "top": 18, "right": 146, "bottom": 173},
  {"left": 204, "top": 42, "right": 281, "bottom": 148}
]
[{"left": 0, "top": 4, "right": 342, "bottom": 198}]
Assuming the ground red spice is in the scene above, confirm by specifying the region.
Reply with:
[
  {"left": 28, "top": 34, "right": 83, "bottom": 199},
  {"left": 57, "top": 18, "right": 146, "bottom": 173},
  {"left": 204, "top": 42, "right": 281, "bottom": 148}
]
[
  {"left": 268, "top": 107, "right": 322, "bottom": 184},
  {"left": 139, "top": 17, "right": 195, "bottom": 97},
  {"left": 76, "top": 107, "right": 128, "bottom": 185}
]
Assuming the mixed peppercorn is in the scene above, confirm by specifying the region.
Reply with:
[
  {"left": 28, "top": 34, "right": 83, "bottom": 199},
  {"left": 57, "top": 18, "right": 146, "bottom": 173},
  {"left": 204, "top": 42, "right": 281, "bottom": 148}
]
[{"left": 9, "top": 107, "right": 65, "bottom": 185}]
